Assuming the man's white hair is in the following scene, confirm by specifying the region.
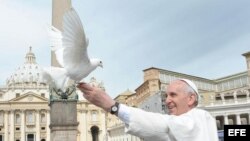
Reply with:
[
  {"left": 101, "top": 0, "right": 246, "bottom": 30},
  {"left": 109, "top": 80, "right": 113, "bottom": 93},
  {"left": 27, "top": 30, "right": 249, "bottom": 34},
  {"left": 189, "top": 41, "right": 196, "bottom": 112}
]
[{"left": 179, "top": 79, "right": 200, "bottom": 106}]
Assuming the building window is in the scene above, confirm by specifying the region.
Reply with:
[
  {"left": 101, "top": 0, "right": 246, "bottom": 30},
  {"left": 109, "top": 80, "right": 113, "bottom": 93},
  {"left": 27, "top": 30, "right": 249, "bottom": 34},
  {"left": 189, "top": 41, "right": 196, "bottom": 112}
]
[
  {"left": 27, "top": 134, "right": 34, "bottom": 141},
  {"left": 216, "top": 116, "right": 224, "bottom": 130},
  {"left": 41, "top": 93, "right": 45, "bottom": 97},
  {"left": 26, "top": 111, "right": 34, "bottom": 124},
  {"left": 91, "top": 111, "right": 98, "bottom": 122},
  {"left": 0, "top": 94, "right": 2, "bottom": 99},
  {"left": 0, "top": 135, "right": 3, "bottom": 141},
  {"left": 224, "top": 95, "right": 234, "bottom": 100},
  {"left": 15, "top": 114, "right": 21, "bottom": 124},
  {"left": 215, "top": 94, "right": 222, "bottom": 101},
  {"left": 40, "top": 113, "right": 46, "bottom": 123},
  {"left": 91, "top": 126, "right": 99, "bottom": 141},
  {"left": 41, "top": 127, "right": 46, "bottom": 130},
  {"left": 240, "top": 114, "right": 249, "bottom": 125},
  {"left": 16, "top": 93, "right": 20, "bottom": 98}
]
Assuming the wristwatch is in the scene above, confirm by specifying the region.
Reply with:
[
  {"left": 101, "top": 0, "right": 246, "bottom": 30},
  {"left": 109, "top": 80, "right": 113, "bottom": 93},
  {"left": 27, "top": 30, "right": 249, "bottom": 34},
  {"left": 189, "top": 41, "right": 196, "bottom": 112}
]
[{"left": 110, "top": 102, "right": 120, "bottom": 115}]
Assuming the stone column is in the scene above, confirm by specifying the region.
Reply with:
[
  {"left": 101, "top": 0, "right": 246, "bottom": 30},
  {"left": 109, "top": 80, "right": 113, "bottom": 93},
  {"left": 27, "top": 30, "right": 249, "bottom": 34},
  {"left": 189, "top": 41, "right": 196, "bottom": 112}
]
[
  {"left": 224, "top": 114, "right": 229, "bottom": 125},
  {"left": 220, "top": 93, "right": 225, "bottom": 104},
  {"left": 4, "top": 111, "right": 9, "bottom": 141},
  {"left": 10, "top": 110, "right": 14, "bottom": 141},
  {"left": 87, "top": 109, "right": 91, "bottom": 141},
  {"left": 84, "top": 110, "right": 88, "bottom": 141},
  {"left": 103, "top": 111, "right": 108, "bottom": 141},
  {"left": 21, "top": 110, "right": 25, "bottom": 141},
  {"left": 236, "top": 114, "right": 241, "bottom": 125},
  {"left": 246, "top": 90, "right": 250, "bottom": 102},
  {"left": 36, "top": 110, "right": 40, "bottom": 141},
  {"left": 210, "top": 95, "right": 214, "bottom": 105},
  {"left": 79, "top": 110, "right": 87, "bottom": 141},
  {"left": 47, "top": 110, "right": 51, "bottom": 141},
  {"left": 233, "top": 91, "right": 238, "bottom": 104}
]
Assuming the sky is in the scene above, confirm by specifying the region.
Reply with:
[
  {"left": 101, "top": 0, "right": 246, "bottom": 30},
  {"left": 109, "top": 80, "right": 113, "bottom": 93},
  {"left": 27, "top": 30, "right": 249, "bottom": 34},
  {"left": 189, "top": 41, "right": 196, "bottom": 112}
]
[{"left": 0, "top": 0, "right": 250, "bottom": 98}]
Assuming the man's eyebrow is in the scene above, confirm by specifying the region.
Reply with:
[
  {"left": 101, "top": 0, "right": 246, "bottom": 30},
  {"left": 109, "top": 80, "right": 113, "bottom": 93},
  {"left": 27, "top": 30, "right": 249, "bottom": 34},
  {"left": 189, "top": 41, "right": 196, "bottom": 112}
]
[{"left": 166, "top": 92, "right": 177, "bottom": 96}]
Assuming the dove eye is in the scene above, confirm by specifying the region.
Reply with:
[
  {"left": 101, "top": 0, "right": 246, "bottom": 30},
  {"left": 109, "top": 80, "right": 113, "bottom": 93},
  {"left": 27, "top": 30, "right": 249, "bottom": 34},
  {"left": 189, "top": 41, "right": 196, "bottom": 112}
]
[{"left": 100, "top": 61, "right": 102, "bottom": 64}]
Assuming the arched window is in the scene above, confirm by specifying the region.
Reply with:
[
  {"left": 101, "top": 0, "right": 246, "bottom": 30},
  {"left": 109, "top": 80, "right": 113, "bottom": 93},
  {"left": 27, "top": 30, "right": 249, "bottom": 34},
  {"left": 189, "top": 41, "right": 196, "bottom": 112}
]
[{"left": 91, "top": 126, "right": 99, "bottom": 141}]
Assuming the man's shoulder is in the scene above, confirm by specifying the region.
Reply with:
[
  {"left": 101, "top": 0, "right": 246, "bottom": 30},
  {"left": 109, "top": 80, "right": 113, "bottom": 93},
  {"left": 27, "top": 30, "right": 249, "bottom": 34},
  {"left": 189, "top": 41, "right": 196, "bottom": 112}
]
[
  {"left": 191, "top": 108, "right": 212, "bottom": 115},
  {"left": 192, "top": 108, "right": 215, "bottom": 119}
]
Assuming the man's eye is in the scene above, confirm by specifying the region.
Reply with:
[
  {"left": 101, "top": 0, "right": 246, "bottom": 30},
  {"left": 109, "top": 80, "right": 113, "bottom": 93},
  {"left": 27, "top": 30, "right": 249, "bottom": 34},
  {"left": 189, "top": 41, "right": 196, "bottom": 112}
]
[{"left": 169, "top": 92, "right": 177, "bottom": 97}]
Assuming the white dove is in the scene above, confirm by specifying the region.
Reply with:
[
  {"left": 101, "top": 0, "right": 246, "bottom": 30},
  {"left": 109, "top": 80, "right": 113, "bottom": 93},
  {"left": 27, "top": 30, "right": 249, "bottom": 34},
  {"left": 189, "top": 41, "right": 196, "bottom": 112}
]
[{"left": 43, "top": 8, "right": 103, "bottom": 90}]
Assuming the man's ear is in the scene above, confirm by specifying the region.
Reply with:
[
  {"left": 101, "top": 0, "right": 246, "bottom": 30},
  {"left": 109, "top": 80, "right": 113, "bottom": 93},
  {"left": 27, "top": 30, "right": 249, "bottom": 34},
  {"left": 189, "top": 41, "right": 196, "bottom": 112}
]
[{"left": 188, "top": 94, "right": 196, "bottom": 106}]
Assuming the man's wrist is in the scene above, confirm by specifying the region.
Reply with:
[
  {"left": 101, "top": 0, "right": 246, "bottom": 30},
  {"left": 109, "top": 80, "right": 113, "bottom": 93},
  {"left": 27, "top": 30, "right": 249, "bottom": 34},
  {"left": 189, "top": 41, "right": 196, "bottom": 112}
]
[{"left": 110, "top": 102, "right": 120, "bottom": 115}]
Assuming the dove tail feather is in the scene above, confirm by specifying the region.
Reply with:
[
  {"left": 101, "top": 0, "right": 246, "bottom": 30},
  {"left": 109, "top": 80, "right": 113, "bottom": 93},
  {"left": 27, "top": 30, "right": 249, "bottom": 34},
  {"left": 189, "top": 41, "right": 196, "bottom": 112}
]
[{"left": 42, "top": 67, "right": 68, "bottom": 90}]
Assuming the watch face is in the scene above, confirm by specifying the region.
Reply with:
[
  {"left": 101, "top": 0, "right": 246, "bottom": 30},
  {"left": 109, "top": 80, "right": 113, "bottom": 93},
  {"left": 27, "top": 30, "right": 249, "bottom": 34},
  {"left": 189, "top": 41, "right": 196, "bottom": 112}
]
[
  {"left": 110, "top": 102, "right": 119, "bottom": 114},
  {"left": 112, "top": 106, "right": 118, "bottom": 112}
]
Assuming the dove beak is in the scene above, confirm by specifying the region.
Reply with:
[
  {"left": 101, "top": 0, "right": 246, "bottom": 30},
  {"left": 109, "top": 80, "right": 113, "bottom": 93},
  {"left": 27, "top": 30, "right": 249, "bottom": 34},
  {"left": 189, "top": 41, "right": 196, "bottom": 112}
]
[{"left": 100, "top": 64, "right": 103, "bottom": 68}]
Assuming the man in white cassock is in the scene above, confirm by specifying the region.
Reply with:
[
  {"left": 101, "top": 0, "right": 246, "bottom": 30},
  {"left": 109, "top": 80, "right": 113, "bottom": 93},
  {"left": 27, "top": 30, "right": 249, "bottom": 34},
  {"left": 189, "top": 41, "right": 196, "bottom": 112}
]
[{"left": 77, "top": 79, "right": 219, "bottom": 141}]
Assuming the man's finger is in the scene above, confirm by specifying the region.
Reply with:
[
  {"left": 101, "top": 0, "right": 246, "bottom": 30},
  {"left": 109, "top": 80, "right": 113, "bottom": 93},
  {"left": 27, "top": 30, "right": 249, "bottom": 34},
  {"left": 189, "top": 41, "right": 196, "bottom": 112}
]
[{"left": 77, "top": 83, "right": 93, "bottom": 91}]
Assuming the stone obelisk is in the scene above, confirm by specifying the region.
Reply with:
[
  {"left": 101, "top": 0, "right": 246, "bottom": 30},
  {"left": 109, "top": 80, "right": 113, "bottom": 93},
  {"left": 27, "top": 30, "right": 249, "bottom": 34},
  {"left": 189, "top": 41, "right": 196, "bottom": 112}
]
[
  {"left": 51, "top": 0, "right": 71, "bottom": 67},
  {"left": 50, "top": 0, "right": 79, "bottom": 141}
]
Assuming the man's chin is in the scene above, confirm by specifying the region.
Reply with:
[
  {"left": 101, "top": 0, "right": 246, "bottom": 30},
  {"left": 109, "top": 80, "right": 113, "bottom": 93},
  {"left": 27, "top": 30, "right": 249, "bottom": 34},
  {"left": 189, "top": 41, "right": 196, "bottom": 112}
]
[{"left": 168, "top": 109, "right": 176, "bottom": 115}]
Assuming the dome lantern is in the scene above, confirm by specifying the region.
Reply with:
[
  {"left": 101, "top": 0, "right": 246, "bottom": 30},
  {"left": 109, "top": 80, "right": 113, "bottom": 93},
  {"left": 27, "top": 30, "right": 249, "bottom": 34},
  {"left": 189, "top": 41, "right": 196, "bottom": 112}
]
[{"left": 25, "top": 46, "right": 36, "bottom": 64}]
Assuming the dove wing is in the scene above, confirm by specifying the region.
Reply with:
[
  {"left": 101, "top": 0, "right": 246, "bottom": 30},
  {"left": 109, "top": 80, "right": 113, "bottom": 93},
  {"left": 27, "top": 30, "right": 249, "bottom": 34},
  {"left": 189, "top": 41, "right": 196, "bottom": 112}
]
[
  {"left": 49, "top": 26, "right": 65, "bottom": 67},
  {"left": 42, "top": 67, "right": 68, "bottom": 90},
  {"left": 62, "top": 8, "right": 90, "bottom": 74}
]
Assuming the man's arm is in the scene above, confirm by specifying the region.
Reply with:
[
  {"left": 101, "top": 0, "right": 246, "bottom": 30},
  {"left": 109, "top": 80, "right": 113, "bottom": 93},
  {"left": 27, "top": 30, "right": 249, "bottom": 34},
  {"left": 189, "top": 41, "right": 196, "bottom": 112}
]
[
  {"left": 77, "top": 83, "right": 171, "bottom": 140},
  {"left": 121, "top": 104, "right": 171, "bottom": 141},
  {"left": 77, "top": 83, "right": 116, "bottom": 112}
]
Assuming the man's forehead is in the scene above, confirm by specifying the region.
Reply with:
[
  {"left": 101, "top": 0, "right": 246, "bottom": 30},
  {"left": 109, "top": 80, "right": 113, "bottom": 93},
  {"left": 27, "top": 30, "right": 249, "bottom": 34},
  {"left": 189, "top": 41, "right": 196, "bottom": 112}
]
[
  {"left": 167, "top": 80, "right": 185, "bottom": 88},
  {"left": 166, "top": 80, "right": 185, "bottom": 92}
]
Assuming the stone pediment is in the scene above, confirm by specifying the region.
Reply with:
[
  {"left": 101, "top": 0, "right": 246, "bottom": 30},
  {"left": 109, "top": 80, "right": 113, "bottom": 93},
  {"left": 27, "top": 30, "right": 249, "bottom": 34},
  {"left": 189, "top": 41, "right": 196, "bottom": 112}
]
[{"left": 9, "top": 92, "right": 48, "bottom": 103}]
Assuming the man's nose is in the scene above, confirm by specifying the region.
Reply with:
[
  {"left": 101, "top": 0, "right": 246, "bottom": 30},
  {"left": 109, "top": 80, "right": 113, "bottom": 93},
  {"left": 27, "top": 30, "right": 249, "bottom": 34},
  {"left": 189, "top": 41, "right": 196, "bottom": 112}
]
[{"left": 165, "top": 96, "right": 171, "bottom": 104}]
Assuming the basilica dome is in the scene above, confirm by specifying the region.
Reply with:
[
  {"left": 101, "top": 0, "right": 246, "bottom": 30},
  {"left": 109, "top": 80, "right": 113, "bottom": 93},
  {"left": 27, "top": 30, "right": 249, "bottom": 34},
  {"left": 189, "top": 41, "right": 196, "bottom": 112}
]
[{"left": 6, "top": 47, "right": 47, "bottom": 87}]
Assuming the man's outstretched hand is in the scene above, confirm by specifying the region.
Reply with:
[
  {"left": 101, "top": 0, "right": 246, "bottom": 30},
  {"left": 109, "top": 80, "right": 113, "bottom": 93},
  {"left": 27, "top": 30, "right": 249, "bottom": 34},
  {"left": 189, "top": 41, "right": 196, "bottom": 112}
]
[{"left": 77, "top": 83, "right": 115, "bottom": 112}]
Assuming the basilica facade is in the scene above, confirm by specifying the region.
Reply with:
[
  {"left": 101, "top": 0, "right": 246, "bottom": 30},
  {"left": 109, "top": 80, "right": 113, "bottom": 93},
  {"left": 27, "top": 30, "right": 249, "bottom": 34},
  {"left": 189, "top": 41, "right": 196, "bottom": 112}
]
[{"left": 0, "top": 48, "right": 107, "bottom": 141}]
